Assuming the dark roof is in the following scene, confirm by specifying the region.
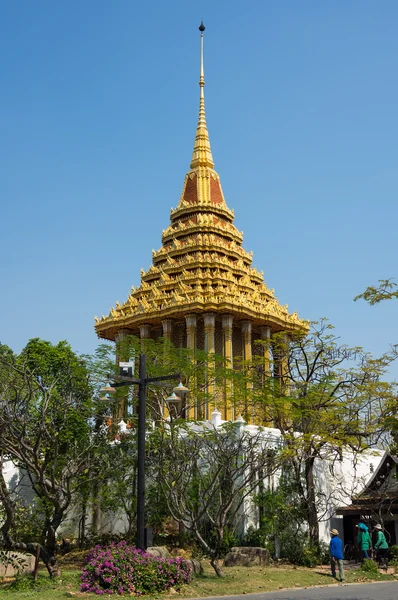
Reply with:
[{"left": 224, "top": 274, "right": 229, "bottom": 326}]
[{"left": 336, "top": 453, "right": 398, "bottom": 514}]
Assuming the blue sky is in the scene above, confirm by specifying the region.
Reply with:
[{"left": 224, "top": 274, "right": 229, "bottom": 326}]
[{"left": 1, "top": 1, "right": 397, "bottom": 376}]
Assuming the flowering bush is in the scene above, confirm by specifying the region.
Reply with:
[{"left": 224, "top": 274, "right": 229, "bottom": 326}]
[{"left": 80, "top": 541, "right": 192, "bottom": 595}]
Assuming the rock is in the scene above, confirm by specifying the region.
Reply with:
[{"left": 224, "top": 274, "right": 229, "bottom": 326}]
[
  {"left": 224, "top": 547, "right": 270, "bottom": 568},
  {"left": 183, "top": 558, "right": 203, "bottom": 575},
  {"left": 0, "top": 552, "right": 35, "bottom": 577},
  {"left": 146, "top": 546, "right": 172, "bottom": 559},
  {"left": 168, "top": 587, "right": 177, "bottom": 594}
]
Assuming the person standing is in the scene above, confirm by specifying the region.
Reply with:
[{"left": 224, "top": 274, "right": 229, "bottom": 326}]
[
  {"left": 356, "top": 522, "right": 372, "bottom": 560},
  {"left": 374, "top": 524, "right": 389, "bottom": 569},
  {"left": 330, "top": 528, "right": 345, "bottom": 583}
]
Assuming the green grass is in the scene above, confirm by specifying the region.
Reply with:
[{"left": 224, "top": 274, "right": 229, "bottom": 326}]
[
  {"left": 0, "top": 569, "right": 80, "bottom": 598},
  {"left": 0, "top": 562, "right": 395, "bottom": 598}
]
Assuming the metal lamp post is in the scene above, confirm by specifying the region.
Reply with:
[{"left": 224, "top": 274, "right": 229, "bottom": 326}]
[{"left": 102, "top": 354, "right": 185, "bottom": 550}]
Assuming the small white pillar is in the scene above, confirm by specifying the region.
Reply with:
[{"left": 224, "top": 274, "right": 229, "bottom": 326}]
[{"left": 211, "top": 409, "right": 222, "bottom": 427}]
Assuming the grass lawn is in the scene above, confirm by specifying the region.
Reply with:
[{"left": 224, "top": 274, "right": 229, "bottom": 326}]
[{"left": 0, "top": 562, "right": 396, "bottom": 598}]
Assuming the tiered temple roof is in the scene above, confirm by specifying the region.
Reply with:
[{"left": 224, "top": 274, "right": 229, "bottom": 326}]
[{"left": 95, "top": 24, "right": 306, "bottom": 342}]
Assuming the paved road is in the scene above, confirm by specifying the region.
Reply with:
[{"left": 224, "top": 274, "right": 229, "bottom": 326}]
[{"left": 196, "top": 581, "right": 398, "bottom": 600}]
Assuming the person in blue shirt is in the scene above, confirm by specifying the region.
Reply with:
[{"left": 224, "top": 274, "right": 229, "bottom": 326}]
[{"left": 330, "top": 528, "right": 345, "bottom": 583}]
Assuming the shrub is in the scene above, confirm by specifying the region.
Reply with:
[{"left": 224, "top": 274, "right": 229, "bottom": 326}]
[
  {"left": 361, "top": 558, "right": 378, "bottom": 573},
  {"left": 80, "top": 541, "right": 192, "bottom": 595},
  {"left": 389, "top": 545, "right": 398, "bottom": 566}
]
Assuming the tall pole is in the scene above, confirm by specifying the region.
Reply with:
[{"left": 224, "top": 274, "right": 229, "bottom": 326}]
[
  {"left": 136, "top": 353, "right": 146, "bottom": 550},
  {"left": 109, "top": 351, "right": 181, "bottom": 550}
]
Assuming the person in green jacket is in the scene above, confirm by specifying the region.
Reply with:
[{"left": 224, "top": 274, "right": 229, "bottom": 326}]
[
  {"left": 356, "top": 523, "right": 372, "bottom": 560},
  {"left": 374, "top": 524, "right": 389, "bottom": 569}
]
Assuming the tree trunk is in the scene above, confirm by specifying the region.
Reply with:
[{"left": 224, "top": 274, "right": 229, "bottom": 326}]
[
  {"left": 210, "top": 557, "right": 225, "bottom": 577},
  {"left": 305, "top": 457, "right": 319, "bottom": 547},
  {"left": 79, "top": 501, "right": 87, "bottom": 548}
]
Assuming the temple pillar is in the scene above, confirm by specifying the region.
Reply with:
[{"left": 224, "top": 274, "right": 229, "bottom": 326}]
[
  {"left": 186, "top": 314, "right": 197, "bottom": 351},
  {"left": 185, "top": 314, "right": 197, "bottom": 419},
  {"left": 161, "top": 319, "right": 173, "bottom": 341},
  {"left": 203, "top": 312, "right": 216, "bottom": 419},
  {"left": 241, "top": 320, "right": 252, "bottom": 362},
  {"left": 272, "top": 332, "right": 290, "bottom": 428},
  {"left": 272, "top": 333, "right": 289, "bottom": 384},
  {"left": 222, "top": 314, "right": 233, "bottom": 420},
  {"left": 241, "top": 320, "right": 253, "bottom": 422},
  {"left": 114, "top": 328, "right": 131, "bottom": 421},
  {"left": 204, "top": 312, "right": 216, "bottom": 354},
  {"left": 260, "top": 325, "right": 272, "bottom": 376},
  {"left": 260, "top": 325, "right": 272, "bottom": 426},
  {"left": 139, "top": 324, "right": 151, "bottom": 340},
  {"left": 138, "top": 323, "right": 151, "bottom": 362}
]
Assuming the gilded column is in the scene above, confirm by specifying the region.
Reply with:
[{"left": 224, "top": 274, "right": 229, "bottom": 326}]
[
  {"left": 241, "top": 320, "right": 252, "bottom": 362},
  {"left": 260, "top": 326, "right": 272, "bottom": 376},
  {"left": 139, "top": 324, "right": 151, "bottom": 339},
  {"left": 260, "top": 325, "right": 272, "bottom": 426},
  {"left": 204, "top": 312, "right": 216, "bottom": 353},
  {"left": 139, "top": 323, "right": 151, "bottom": 355},
  {"left": 114, "top": 328, "right": 131, "bottom": 421},
  {"left": 222, "top": 314, "right": 233, "bottom": 420},
  {"left": 203, "top": 312, "right": 216, "bottom": 419},
  {"left": 272, "top": 332, "right": 290, "bottom": 429},
  {"left": 272, "top": 333, "right": 289, "bottom": 385},
  {"left": 185, "top": 314, "right": 197, "bottom": 419},
  {"left": 162, "top": 319, "right": 173, "bottom": 341},
  {"left": 185, "top": 314, "right": 197, "bottom": 352},
  {"left": 241, "top": 320, "right": 252, "bottom": 422}
]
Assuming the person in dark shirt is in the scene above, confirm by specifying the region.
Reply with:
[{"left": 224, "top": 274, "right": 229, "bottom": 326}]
[{"left": 330, "top": 528, "right": 345, "bottom": 583}]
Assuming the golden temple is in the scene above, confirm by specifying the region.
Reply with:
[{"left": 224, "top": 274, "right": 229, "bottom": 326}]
[{"left": 95, "top": 23, "right": 307, "bottom": 419}]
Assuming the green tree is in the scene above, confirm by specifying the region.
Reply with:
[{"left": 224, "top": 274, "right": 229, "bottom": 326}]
[
  {"left": 355, "top": 279, "right": 398, "bottom": 444},
  {"left": 250, "top": 320, "right": 396, "bottom": 548},
  {"left": 152, "top": 420, "right": 282, "bottom": 577},
  {"left": 0, "top": 339, "right": 104, "bottom": 576}
]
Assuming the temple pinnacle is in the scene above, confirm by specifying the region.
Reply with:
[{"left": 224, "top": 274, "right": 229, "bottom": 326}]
[{"left": 190, "top": 21, "right": 214, "bottom": 169}]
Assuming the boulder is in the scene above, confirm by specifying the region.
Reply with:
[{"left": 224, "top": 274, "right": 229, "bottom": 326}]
[
  {"left": 184, "top": 558, "right": 204, "bottom": 575},
  {"left": 0, "top": 551, "right": 35, "bottom": 577},
  {"left": 224, "top": 546, "right": 270, "bottom": 567},
  {"left": 146, "top": 546, "right": 172, "bottom": 559}
]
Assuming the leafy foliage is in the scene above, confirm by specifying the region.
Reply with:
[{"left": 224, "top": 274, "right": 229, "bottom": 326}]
[
  {"left": 389, "top": 545, "right": 398, "bottom": 566},
  {"left": 361, "top": 558, "right": 379, "bottom": 573},
  {"left": 354, "top": 279, "right": 398, "bottom": 305},
  {"left": 248, "top": 320, "right": 397, "bottom": 546},
  {"left": 152, "top": 420, "right": 282, "bottom": 576},
  {"left": 0, "top": 338, "right": 105, "bottom": 576},
  {"left": 80, "top": 541, "right": 192, "bottom": 595}
]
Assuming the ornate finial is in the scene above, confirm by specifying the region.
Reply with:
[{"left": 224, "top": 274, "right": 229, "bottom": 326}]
[{"left": 190, "top": 22, "right": 214, "bottom": 169}]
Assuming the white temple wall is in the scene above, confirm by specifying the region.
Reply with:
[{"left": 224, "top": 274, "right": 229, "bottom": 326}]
[{"left": 1, "top": 416, "right": 385, "bottom": 546}]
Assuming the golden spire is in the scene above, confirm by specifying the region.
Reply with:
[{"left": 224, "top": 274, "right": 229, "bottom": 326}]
[{"left": 190, "top": 22, "right": 214, "bottom": 170}]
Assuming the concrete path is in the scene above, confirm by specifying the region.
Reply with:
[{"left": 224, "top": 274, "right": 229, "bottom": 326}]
[{"left": 192, "top": 581, "right": 398, "bottom": 600}]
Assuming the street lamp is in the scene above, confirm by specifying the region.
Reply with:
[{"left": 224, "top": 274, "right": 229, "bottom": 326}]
[
  {"left": 103, "top": 353, "right": 184, "bottom": 550},
  {"left": 165, "top": 392, "right": 182, "bottom": 420}
]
